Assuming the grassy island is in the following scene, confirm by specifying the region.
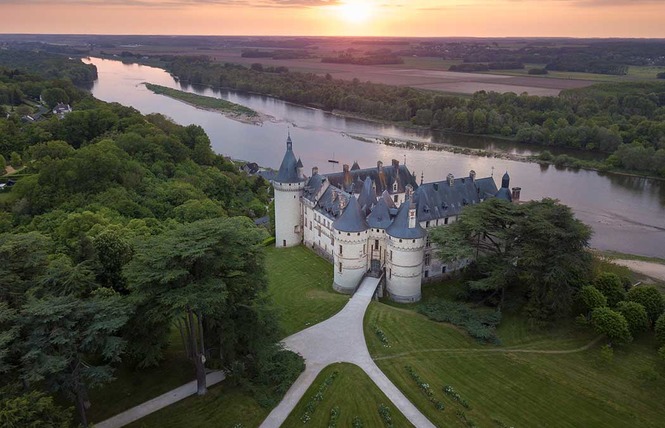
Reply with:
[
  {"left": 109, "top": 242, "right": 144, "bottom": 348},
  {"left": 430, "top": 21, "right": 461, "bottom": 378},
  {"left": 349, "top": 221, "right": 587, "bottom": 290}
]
[{"left": 144, "top": 83, "right": 258, "bottom": 120}]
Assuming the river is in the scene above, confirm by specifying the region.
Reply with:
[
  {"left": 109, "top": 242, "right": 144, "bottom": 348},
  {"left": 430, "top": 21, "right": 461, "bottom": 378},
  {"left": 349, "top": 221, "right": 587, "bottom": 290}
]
[{"left": 83, "top": 57, "right": 665, "bottom": 258}]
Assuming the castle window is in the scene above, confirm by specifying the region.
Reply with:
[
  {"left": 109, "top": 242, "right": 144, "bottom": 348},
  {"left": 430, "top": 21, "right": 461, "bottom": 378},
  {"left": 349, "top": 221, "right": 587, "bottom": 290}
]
[
  {"left": 363, "top": 244, "right": 366, "bottom": 255},
  {"left": 389, "top": 269, "right": 392, "bottom": 279},
  {"left": 374, "top": 240, "right": 379, "bottom": 250},
  {"left": 283, "top": 240, "right": 286, "bottom": 247},
  {"left": 444, "top": 217, "right": 449, "bottom": 225},
  {"left": 339, "top": 245, "right": 343, "bottom": 255},
  {"left": 442, "top": 266, "right": 447, "bottom": 274},
  {"left": 424, "top": 270, "right": 429, "bottom": 278},
  {"left": 426, "top": 236, "right": 431, "bottom": 248},
  {"left": 399, "top": 239, "right": 403, "bottom": 243},
  {"left": 390, "top": 250, "right": 393, "bottom": 261},
  {"left": 339, "top": 262, "right": 342, "bottom": 273},
  {"left": 318, "top": 228, "right": 321, "bottom": 237},
  {"left": 394, "top": 195, "right": 398, "bottom": 203},
  {"left": 425, "top": 253, "right": 431, "bottom": 266},
  {"left": 393, "top": 182, "right": 398, "bottom": 192},
  {"left": 426, "top": 221, "right": 430, "bottom": 228}
]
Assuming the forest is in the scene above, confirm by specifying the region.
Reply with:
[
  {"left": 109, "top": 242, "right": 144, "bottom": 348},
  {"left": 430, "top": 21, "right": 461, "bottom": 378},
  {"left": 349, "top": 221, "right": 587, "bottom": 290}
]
[
  {"left": 0, "top": 55, "right": 301, "bottom": 427},
  {"left": 166, "top": 56, "right": 665, "bottom": 177}
]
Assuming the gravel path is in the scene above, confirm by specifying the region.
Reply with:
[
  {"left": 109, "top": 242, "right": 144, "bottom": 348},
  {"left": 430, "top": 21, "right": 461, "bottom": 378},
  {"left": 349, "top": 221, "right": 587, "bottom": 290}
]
[
  {"left": 612, "top": 259, "right": 665, "bottom": 283},
  {"left": 259, "top": 277, "right": 436, "bottom": 428}
]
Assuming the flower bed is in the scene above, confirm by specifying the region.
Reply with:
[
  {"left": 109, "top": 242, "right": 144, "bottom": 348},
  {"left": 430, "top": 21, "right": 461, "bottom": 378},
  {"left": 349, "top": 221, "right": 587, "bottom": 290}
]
[
  {"left": 327, "top": 406, "right": 340, "bottom": 428},
  {"left": 443, "top": 385, "right": 471, "bottom": 409},
  {"left": 378, "top": 403, "right": 394, "bottom": 427},
  {"left": 352, "top": 416, "right": 364, "bottom": 428},
  {"left": 404, "top": 365, "right": 445, "bottom": 410},
  {"left": 301, "top": 371, "right": 339, "bottom": 423},
  {"left": 373, "top": 324, "right": 391, "bottom": 348}
]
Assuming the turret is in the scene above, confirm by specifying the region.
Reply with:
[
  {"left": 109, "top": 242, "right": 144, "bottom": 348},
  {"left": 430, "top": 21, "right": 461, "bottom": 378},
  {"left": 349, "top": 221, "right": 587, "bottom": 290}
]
[
  {"left": 332, "top": 196, "right": 369, "bottom": 294},
  {"left": 272, "top": 135, "right": 306, "bottom": 248},
  {"left": 495, "top": 171, "right": 512, "bottom": 202},
  {"left": 385, "top": 196, "right": 426, "bottom": 302}
]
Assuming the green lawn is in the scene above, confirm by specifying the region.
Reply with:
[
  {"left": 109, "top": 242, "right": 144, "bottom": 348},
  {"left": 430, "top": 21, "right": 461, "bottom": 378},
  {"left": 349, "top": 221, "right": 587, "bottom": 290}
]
[
  {"left": 265, "top": 246, "right": 347, "bottom": 337},
  {"left": 283, "top": 363, "right": 413, "bottom": 428},
  {"left": 365, "top": 301, "right": 665, "bottom": 428}
]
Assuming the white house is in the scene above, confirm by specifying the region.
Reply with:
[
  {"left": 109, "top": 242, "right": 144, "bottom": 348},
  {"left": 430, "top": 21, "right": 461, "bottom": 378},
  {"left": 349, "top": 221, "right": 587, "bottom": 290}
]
[{"left": 272, "top": 136, "right": 519, "bottom": 303}]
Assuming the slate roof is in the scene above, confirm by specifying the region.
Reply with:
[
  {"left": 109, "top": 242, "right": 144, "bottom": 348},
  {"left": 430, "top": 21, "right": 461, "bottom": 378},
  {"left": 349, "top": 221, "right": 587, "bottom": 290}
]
[
  {"left": 315, "top": 185, "right": 351, "bottom": 220},
  {"left": 303, "top": 172, "right": 327, "bottom": 202},
  {"left": 495, "top": 172, "right": 512, "bottom": 202},
  {"left": 386, "top": 197, "right": 426, "bottom": 239},
  {"left": 414, "top": 176, "right": 498, "bottom": 222},
  {"left": 324, "top": 161, "right": 417, "bottom": 195},
  {"left": 357, "top": 176, "right": 377, "bottom": 214},
  {"left": 275, "top": 136, "right": 305, "bottom": 184},
  {"left": 332, "top": 196, "right": 369, "bottom": 233},
  {"left": 367, "top": 197, "right": 393, "bottom": 229}
]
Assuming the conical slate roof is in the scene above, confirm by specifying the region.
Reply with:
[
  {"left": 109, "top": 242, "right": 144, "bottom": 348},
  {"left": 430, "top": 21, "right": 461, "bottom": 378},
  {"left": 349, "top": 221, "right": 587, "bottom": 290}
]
[
  {"left": 357, "top": 176, "right": 377, "bottom": 213},
  {"left": 367, "top": 197, "right": 392, "bottom": 229},
  {"left": 495, "top": 171, "right": 512, "bottom": 201},
  {"left": 275, "top": 136, "right": 305, "bottom": 184},
  {"left": 333, "top": 196, "right": 369, "bottom": 233},
  {"left": 386, "top": 197, "right": 426, "bottom": 239}
]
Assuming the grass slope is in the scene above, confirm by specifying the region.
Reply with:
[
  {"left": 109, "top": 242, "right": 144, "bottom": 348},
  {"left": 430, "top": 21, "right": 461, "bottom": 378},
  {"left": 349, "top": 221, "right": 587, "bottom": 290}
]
[
  {"left": 365, "top": 300, "right": 665, "bottom": 428},
  {"left": 144, "top": 83, "right": 257, "bottom": 117},
  {"left": 265, "top": 246, "right": 347, "bottom": 337},
  {"left": 282, "top": 363, "right": 414, "bottom": 428}
]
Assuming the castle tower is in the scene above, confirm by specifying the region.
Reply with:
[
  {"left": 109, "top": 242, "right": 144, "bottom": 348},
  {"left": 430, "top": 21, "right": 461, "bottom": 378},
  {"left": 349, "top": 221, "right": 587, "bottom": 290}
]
[
  {"left": 332, "top": 196, "right": 370, "bottom": 294},
  {"left": 494, "top": 172, "right": 513, "bottom": 202},
  {"left": 385, "top": 196, "right": 426, "bottom": 303},
  {"left": 273, "top": 135, "right": 306, "bottom": 248}
]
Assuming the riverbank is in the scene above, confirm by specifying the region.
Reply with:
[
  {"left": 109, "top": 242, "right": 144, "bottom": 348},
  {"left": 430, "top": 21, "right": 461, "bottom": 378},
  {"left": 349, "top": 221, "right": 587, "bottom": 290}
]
[{"left": 144, "top": 83, "right": 272, "bottom": 125}]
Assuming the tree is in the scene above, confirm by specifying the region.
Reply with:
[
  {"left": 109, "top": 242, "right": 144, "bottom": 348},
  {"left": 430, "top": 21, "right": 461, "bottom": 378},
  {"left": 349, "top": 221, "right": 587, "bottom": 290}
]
[
  {"left": 432, "top": 198, "right": 592, "bottom": 319},
  {"left": 591, "top": 307, "right": 632, "bottom": 344},
  {"left": 124, "top": 217, "right": 267, "bottom": 396},
  {"left": 40, "top": 87, "right": 69, "bottom": 109},
  {"left": 18, "top": 293, "right": 129, "bottom": 427},
  {"left": 0, "top": 390, "right": 73, "bottom": 428},
  {"left": 656, "top": 314, "right": 665, "bottom": 346},
  {"left": 593, "top": 272, "right": 625, "bottom": 307},
  {"left": 626, "top": 286, "right": 665, "bottom": 326},
  {"left": 616, "top": 301, "right": 648, "bottom": 336},
  {"left": 92, "top": 227, "right": 133, "bottom": 294},
  {"left": 9, "top": 152, "right": 21, "bottom": 168},
  {"left": 579, "top": 286, "right": 607, "bottom": 316},
  {"left": 0, "top": 154, "right": 5, "bottom": 175}
]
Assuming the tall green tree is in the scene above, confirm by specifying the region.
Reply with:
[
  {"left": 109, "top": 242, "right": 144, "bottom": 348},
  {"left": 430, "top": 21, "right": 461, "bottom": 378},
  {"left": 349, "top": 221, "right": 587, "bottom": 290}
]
[
  {"left": 593, "top": 272, "right": 626, "bottom": 307},
  {"left": 0, "top": 390, "right": 73, "bottom": 428},
  {"left": 124, "top": 217, "right": 267, "bottom": 395},
  {"left": 18, "top": 293, "right": 129, "bottom": 427},
  {"left": 626, "top": 286, "right": 665, "bottom": 326},
  {"left": 591, "top": 307, "right": 632, "bottom": 345}
]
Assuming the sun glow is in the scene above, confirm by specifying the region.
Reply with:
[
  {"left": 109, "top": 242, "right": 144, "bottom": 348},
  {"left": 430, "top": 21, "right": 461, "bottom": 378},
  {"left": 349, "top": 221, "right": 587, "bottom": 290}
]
[{"left": 336, "top": 0, "right": 374, "bottom": 24}]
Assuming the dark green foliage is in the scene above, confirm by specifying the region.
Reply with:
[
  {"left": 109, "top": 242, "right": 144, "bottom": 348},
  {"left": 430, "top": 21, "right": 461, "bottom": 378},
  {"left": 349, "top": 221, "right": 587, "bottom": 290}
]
[
  {"left": 615, "top": 301, "right": 649, "bottom": 336},
  {"left": 249, "top": 346, "right": 304, "bottom": 408},
  {"left": 0, "top": 390, "right": 73, "bottom": 428},
  {"left": 92, "top": 227, "right": 133, "bottom": 293},
  {"left": 591, "top": 307, "right": 632, "bottom": 344},
  {"left": 418, "top": 298, "right": 501, "bottom": 343},
  {"left": 0, "top": 49, "right": 97, "bottom": 84},
  {"left": 41, "top": 87, "right": 69, "bottom": 109},
  {"left": 655, "top": 314, "right": 665, "bottom": 346},
  {"left": 432, "top": 198, "right": 592, "bottom": 320},
  {"left": 626, "top": 286, "right": 665, "bottom": 326},
  {"left": 579, "top": 286, "right": 607, "bottom": 314},
  {"left": 593, "top": 272, "right": 626, "bottom": 307}
]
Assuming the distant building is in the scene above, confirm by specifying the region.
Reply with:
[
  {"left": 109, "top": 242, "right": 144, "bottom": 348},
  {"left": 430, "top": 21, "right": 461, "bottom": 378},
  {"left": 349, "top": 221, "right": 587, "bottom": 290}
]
[
  {"left": 52, "top": 103, "right": 72, "bottom": 119},
  {"left": 241, "top": 162, "right": 260, "bottom": 175},
  {"left": 272, "top": 136, "right": 518, "bottom": 303}
]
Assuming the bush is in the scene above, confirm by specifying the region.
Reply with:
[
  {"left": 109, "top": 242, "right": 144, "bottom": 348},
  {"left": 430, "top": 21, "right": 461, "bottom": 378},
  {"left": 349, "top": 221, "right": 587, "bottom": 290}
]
[
  {"left": 538, "top": 150, "right": 554, "bottom": 162},
  {"left": 616, "top": 301, "right": 649, "bottom": 335},
  {"left": 579, "top": 285, "right": 607, "bottom": 314},
  {"left": 656, "top": 314, "right": 665, "bottom": 345},
  {"left": 626, "top": 286, "right": 665, "bottom": 325},
  {"left": 593, "top": 272, "right": 626, "bottom": 307},
  {"left": 599, "top": 344, "right": 614, "bottom": 364},
  {"left": 591, "top": 307, "right": 632, "bottom": 344},
  {"left": 418, "top": 298, "right": 501, "bottom": 343}
]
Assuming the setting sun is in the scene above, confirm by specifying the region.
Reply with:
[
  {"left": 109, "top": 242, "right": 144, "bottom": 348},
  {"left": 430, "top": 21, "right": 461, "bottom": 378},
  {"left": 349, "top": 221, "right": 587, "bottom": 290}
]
[{"left": 336, "top": 0, "right": 374, "bottom": 24}]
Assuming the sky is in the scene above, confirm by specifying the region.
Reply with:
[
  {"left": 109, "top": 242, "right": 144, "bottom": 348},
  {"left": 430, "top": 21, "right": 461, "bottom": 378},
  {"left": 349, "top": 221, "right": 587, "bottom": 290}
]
[{"left": 1, "top": 0, "right": 664, "bottom": 38}]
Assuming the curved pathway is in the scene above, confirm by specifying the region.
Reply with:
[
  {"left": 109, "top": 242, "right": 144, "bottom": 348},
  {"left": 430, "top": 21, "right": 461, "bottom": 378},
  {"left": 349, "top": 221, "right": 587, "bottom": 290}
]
[{"left": 259, "top": 277, "right": 436, "bottom": 428}]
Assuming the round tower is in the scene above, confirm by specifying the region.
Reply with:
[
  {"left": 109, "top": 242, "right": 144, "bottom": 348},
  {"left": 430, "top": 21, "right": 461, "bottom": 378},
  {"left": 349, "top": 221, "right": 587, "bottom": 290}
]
[
  {"left": 385, "top": 197, "right": 426, "bottom": 303},
  {"left": 272, "top": 135, "right": 306, "bottom": 248},
  {"left": 332, "top": 196, "right": 370, "bottom": 294}
]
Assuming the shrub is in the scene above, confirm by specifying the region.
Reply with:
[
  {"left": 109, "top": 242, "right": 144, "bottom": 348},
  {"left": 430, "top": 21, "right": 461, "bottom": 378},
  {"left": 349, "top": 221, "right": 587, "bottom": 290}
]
[
  {"left": 418, "top": 299, "right": 501, "bottom": 343},
  {"left": 538, "top": 150, "right": 554, "bottom": 161},
  {"left": 300, "top": 371, "right": 338, "bottom": 423},
  {"left": 352, "top": 416, "right": 364, "bottom": 428},
  {"left": 593, "top": 272, "right": 626, "bottom": 307},
  {"left": 579, "top": 285, "right": 607, "bottom": 314},
  {"left": 656, "top": 314, "right": 665, "bottom": 345},
  {"left": 443, "top": 385, "right": 471, "bottom": 409},
  {"left": 378, "top": 404, "right": 394, "bottom": 428},
  {"left": 627, "top": 286, "right": 665, "bottom": 325},
  {"left": 405, "top": 365, "right": 445, "bottom": 410},
  {"left": 591, "top": 307, "right": 632, "bottom": 344},
  {"left": 328, "top": 406, "right": 340, "bottom": 428},
  {"left": 599, "top": 344, "right": 614, "bottom": 364},
  {"left": 616, "top": 301, "right": 648, "bottom": 335}
]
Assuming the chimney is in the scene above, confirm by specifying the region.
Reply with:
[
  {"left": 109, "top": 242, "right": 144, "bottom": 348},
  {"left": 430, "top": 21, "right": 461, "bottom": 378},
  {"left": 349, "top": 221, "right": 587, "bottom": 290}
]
[
  {"left": 339, "top": 196, "right": 348, "bottom": 210},
  {"left": 392, "top": 159, "right": 400, "bottom": 168},
  {"left": 377, "top": 160, "right": 383, "bottom": 172},
  {"left": 447, "top": 173, "right": 455, "bottom": 187},
  {"left": 312, "top": 166, "right": 319, "bottom": 176},
  {"left": 408, "top": 200, "right": 417, "bottom": 229},
  {"left": 405, "top": 184, "right": 413, "bottom": 199},
  {"left": 469, "top": 170, "right": 476, "bottom": 181},
  {"left": 512, "top": 187, "right": 521, "bottom": 203},
  {"left": 343, "top": 164, "right": 352, "bottom": 188}
]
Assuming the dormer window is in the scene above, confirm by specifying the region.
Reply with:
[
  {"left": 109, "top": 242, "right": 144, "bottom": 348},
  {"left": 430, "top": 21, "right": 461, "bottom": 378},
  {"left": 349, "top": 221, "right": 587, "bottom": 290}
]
[{"left": 393, "top": 182, "right": 398, "bottom": 192}]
